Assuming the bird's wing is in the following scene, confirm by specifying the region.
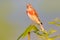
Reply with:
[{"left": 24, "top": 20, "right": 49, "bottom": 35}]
[{"left": 33, "top": 9, "right": 38, "bottom": 17}]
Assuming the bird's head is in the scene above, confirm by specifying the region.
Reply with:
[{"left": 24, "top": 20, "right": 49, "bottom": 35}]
[{"left": 27, "top": 4, "right": 32, "bottom": 8}]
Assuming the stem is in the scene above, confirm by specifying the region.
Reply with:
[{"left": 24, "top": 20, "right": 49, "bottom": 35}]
[
  {"left": 45, "top": 36, "right": 49, "bottom": 40},
  {"left": 28, "top": 32, "right": 30, "bottom": 40}
]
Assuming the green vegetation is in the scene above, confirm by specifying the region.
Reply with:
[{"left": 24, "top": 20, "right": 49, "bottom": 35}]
[{"left": 17, "top": 18, "right": 60, "bottom": 40}]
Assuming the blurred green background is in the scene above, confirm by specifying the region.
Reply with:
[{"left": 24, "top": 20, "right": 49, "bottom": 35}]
[{"left": 0, "top": 0, "right": 60, "bottom": 40}]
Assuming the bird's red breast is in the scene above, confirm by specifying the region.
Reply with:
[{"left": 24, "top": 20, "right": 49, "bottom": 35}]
[{"left": 26, "top": 4, "right": 38, "bottom": 17}]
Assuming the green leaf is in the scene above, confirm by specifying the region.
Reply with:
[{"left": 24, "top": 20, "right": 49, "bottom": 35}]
[
  {"left": 17, "top": 24, "right": 39, "bottom": 40},
  {"left": 33, "top": 31, "right": 45, "bottom": 40},
  {"left": 50, "top": 35, "right": 60, "bottom": 40},
  {"left": 17, "top": 33, "right": 24, "bottom": 40},
  {"left": 48, "top": 38, "right": 54, "bottom": 40},
  {"left": 55, "top": 24, "right": 60, "bottom": 26},
  {"left": 33, "top": 31, "right": 43, "bottom": 36},
  {"left": 48, "top": 29, "right": 56, "bottom": 35},
  {"left": 48, "top": 21, "right": 56, "bottom": 24},
  {"left": 49, "top": 18, "right": 60, "bottom": 27},
  {"left": 33, "top": 30, "right": 51, "bottom": 40},
  {"left": 33, "top": 30, "right": 48, "bottom": 38},
  {"left": 49, "top": 21, "right": 60, "bottom": 27}
]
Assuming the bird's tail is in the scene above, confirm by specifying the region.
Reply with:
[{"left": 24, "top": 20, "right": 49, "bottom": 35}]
[{"left": 39, "top": 23, "right": 44, "bottom": 31}]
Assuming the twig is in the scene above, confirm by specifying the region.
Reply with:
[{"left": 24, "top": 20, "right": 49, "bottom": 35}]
[{"left": 28, "top": 32, "right": 30, "bottom": 40}]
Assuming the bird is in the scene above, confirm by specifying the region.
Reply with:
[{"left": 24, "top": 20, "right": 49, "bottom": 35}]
[{"left": 26, "top": 4, "right": 44, "bottom": 31}]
